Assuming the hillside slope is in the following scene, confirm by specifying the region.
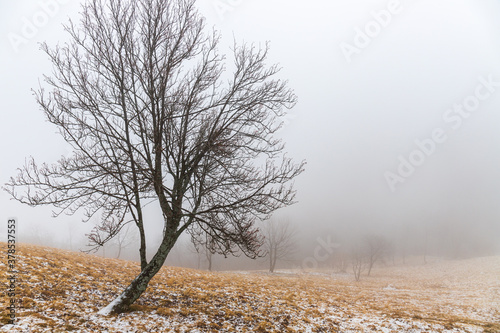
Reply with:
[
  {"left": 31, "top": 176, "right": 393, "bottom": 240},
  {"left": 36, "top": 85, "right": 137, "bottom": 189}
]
[{"left": 1, "top": 243, "right": 499, "bottom": 332}]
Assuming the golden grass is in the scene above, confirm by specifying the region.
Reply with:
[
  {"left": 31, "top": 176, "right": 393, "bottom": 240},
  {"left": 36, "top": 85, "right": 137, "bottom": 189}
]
[{"left": 0, "top": 243, "right": 499, "bottom": 332}]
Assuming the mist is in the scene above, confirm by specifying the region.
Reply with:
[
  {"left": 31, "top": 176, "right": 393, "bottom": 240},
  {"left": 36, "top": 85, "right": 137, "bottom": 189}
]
[{"left": 2, "top": 0, "right": 500, "bottom": 273}]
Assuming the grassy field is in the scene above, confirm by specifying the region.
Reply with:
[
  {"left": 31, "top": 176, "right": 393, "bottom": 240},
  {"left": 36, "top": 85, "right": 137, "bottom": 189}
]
[{"left": 0, "top": 243, "right": 499, "bottom": 332}]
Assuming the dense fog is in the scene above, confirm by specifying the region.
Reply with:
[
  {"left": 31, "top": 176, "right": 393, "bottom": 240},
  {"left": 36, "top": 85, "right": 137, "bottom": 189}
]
[{"left": 2, "top": 0, "right": 500, "bottom": 272}]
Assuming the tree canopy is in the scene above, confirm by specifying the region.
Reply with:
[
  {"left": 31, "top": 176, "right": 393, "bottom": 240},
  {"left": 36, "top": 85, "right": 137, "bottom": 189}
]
[{"left": 5, "top": 0, "right": 305, "bottom": 314}]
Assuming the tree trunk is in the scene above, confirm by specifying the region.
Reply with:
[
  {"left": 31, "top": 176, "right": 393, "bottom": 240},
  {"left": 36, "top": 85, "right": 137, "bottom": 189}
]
[
  {"left": 98, "top": 237, "right": 175, "bottom": 315},
  {"left": 367, "top": 260, "right": 374, "bottom": 276},
  {"left": 207, "top": 253, "right": 212, "bottom": 271},
  {"left": 269, "top": 247, "right": 275, "bottom": 273},
  {"left": 138, "top": 224, "right": 148, "bottom": 271},
  {"left": 116, "top": 245, "right": 122, "bottom": 259}
]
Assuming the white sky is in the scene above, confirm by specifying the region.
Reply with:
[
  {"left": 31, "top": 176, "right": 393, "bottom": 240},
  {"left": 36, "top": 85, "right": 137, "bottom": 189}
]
[{"left": 1, "top": 0, "right": 500, "bottom": 252}]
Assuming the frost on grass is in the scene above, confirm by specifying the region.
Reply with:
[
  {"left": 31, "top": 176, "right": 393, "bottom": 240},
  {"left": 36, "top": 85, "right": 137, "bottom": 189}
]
[{"left": 0, "top": 242, "right": 499, "bottom": 332}]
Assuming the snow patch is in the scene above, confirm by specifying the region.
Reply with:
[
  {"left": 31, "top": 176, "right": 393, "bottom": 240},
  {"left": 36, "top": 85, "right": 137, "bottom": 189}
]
[{"left": 97, "top": 293, "right": 126, "bottom": 316}]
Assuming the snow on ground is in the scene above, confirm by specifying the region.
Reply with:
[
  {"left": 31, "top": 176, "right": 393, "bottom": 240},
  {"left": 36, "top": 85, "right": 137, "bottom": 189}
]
[{"left": 0, "top": 243, "right": 499, "bottom": 332}]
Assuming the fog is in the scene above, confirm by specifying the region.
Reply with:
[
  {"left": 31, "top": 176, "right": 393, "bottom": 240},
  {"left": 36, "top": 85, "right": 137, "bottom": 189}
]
[{"left": 1, "top": 0, "right": 500, "bottom": 271}]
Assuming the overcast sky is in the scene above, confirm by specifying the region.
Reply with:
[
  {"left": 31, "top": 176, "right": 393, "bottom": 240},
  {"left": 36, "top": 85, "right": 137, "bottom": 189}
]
[{"left": 1, "top": 0, "right": 500, "bottom": 253}]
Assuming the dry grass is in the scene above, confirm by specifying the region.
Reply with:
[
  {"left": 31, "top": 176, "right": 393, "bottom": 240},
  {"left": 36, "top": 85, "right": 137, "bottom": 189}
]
[{"left": 0, "top": 243, "right": 498, "bottom": 332}]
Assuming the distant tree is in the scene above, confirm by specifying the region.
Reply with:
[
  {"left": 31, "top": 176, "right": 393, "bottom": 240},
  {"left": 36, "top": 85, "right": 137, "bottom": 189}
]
[
  {"left": 26, "top": 223, "right": 54, "bottom": 247},
  {"left": 398, "top": 225, "right": 411, "bottom": 264},
  {"left": 204, "top": 236, "right": 216, "bottom": 271},
  {"left": 365, "top": 234, "right": 389, "bottom": 276},
  {"left": 191, "top": 231, "right": 217, "bottom": 271},
  {"left": 332, "top": 249, "right": 349, "bottom": 273},
  {"left": 351, "top": 245, "right": 365, "bottom": 282},
  {"left": 186, "top": 238, "right": 202, "bottom": 269},
  {"left": 264, "top": 219, "right": 296, "bottom": 273},
  {"left": 206, "top": 246, "right": 214, "bottom": 271},
  {"left": 4, "top": 0, "right": 304, "bottom": 314},
  {"left": 423, "top": 224, "right": 429, "bottom": 264},
  {"left": 113, "top": 224, "right": 138, "bottom": 259}
]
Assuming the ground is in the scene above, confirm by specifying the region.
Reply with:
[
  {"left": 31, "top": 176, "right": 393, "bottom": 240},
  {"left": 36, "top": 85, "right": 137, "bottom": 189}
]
[{"left": 0, "top": 243, "right": 499, "bottom": 332}]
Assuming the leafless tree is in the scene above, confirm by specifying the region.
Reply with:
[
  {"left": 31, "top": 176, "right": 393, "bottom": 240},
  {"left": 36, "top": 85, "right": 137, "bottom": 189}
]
[
  {"left": 191, "top": 230, "right": 217, "bottom": 271},
  {"left": 263, "top": 219, "right": 296, "bottom": 273},
  {"left": 206, "top": 247, "right": 214, "bottom": 271},
  {"left": 365, "top": 234, "right": 389, "bottom": 276},
  {"left": 4, "top": 0, "right": 304, "bottom": 314},
  {"left": 351, "top": 246, "right": 365, "bottom": 282},
  {"left": 422, "top": 222, "right": 432, "bottom": 264},
  {"left": 25, "top": 223, "right": 54, "bottom": 247},
  {"left": 204, "top": 236, "right": 215, "bottom": 271},
  {"left": 113, "top": 224, "right": 138, "bottom": 259},
  {"left": 332, "top": 249, "right": 349, "bottom": 273},
  {"left": 186, "top": 238, "right": 202, "bottom": 269}
]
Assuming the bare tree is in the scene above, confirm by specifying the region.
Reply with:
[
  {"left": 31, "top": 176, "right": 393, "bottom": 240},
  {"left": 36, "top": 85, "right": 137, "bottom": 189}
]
[
  {"left": 113, "top": 224, "right": 138, "bottom": 259},
  {"left": 4, "top": 0, "right": 304, "bottom": 314},
  {"left": 264, "top": 219, "right": 296, "bottom": 273},
  {"left": 351, "top": 246, "right": 365, "bottom": 282},
  {"left": 332, "top": 249, "right": 349, "bottom": 273},
  {"left": 365, "top": 234, "right": 389, "bottom": 276},
  {"left": 204, "top": 235, "right": 216, "bottom": 271},
  {"left": 186, "top": 238, "right": 202, "bottom": 269},
  {"left": 191, "top": 231, "right": 217, "bottom": 271},
  {"left": 422, "top": 222, "right": 431, "bottom": 264}
]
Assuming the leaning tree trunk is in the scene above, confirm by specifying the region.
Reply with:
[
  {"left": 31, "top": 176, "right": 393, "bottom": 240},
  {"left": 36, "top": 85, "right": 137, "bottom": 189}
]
[{"left": 98, "top": 237, "right": 175, "bottom": 315}]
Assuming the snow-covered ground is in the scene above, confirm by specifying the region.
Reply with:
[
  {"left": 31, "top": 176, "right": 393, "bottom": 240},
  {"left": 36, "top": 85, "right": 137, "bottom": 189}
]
[{"left": 0, "top": 243, "right": 498, "bottom": 332}]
